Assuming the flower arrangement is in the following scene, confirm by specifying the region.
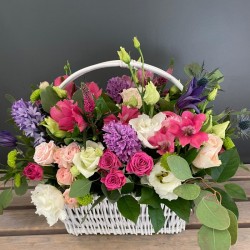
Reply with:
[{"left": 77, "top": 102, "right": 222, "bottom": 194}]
[{"left": 0, "top": 37, "right": 249, "bottom": 249}]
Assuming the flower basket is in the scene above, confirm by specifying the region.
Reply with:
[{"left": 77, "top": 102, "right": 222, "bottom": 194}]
[{"left": 0, "top": 37, "right": 249, "bottom": 250}]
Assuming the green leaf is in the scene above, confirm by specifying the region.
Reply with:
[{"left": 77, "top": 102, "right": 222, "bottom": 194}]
[
  {"left": 167, "top": 155, "right": 193, "bottom": 180},
  {"left": 95, "top": 94, "right": 119, "bottom": 115},
  {"left": 213, "top": 187, "right": 239, "bottom": 218},
  {"left": 158, "top": 98, "right": 174, "bottom": 112},
  {"left": 194, "top": 190, "right": 216, "bottom": 206},
  {"left": 173, "top": 184, "right": 200, "bottom": 200},
  {"left": 40, "top": 86, "right": 61, "bottom": 113},
  {"left": 139, "top": 186, "right": 161, "bottom": 208},
  {"left": 160, "top": 153, "right": 171, "bottom": 171},
  {"left": 0, "top": 188, "right": 13, "bottom": 214},
  {"left": 121, "top": 182, "right": 134, "bottom": 194},
  {"left": 69, "top": 178, "right": 92, "bottom": 198},
  {"left": 148, "top": 206, "right": 165, "bottom": 233},
  {"left": 117, "top": 195, "right": 140, "bottom": 223},
  {"left": 211, "top": 148, "right": 240, "bottom": 183},
  {"left": 224, "top": 183, "right": 247, "bottom": 200},
  {"left": 196, "top": 198, "right": 230, "bottom": 230},
  {"left": 208, "top": 69, "right": 224, "bottom": 84},
  {"left": 198, "top": 225, "right": 231, "bottom": 250},
  {"left": 72, "top": 89, "right": 84, "bottom": 110},
  {"left": 183, "top": 148, "right": 199, "bottom": 165},
  {"left": 14, "top": 177, "right": 28, "bottom": 196},
  {"left": 101, "top": 184, "right": 121, "bottom": 203},
  {"left": 161, "top": 198, "right": 191, "bottom": 222},
  {"left": 184, "top": 63, "right": 202, "bottom": 77},
  {"left": 227, "top": 209, "right": 238, "bottom": 245}
]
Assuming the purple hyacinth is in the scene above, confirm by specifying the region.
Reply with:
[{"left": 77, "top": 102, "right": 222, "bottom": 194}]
[
  {"left": 0, "top": 131, "right": 17, "bottom": 147},
  {"left": 11, "top": 99, "right": 45, "bottom": 146},
  {"left": 103, "top": 121, "right": 141, "bottom": 163},
  {"left": 106, "top": 75, "right": 133, "bottom": 103},
  {"left": 176, "top": 77, "right": 207, "bottom": 113}
]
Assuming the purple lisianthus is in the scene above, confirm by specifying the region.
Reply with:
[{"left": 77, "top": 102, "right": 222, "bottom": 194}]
[
  {"left": 106, "top": 75, "right": 133, "bottom": 103},
  {"left": 176, "top": 77, "right": 207, "bottom": 113},
  {"left": 0, "top": 131, "right": 17, "bottom": 147},
  {"left": 11, "top": 99, "right": 45, "bottom": 146},
  {"left": 103, "top": 121, "right": 141, "bottom": 163}
]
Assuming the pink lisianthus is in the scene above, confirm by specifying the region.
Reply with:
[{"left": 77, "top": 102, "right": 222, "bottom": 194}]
[
  {"left": 101, "top": 169, "right": 126, "bottom": 190},
  {"left": 118, "top": 106, "right": 140, "bottom": 124},
  {"left": 103, "top": 114, "right": 118, "bottom": 125},
  {"left": 98, "top": 150, "right": 122, "bottom": 170},
  {"left": 86, "top": 82, "right": 102, "bottom": 99},
  {"left": 169, "top": 111, "right": 208, "bottom": 148},
  {"left": 23, "top": 162, "right": 43, "bottom": 181},
  {"left": 50, "top": 100, "right": 87, "bottom": 132},
  {"left": 126, "top": 152, "right": 153, "bottom": 176},
  {"left": 54, "top": 75, "right": 76, "bottom": 99},
  {"left": 63, "top": 189, "right": 78, "bottom": 208},
  {"left": 56, "top": 168, "right": 73, "bottom": 186}
]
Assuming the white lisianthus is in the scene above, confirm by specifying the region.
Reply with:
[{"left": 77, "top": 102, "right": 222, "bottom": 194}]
[
  {"left": 31, "top": 184, "right": 67, "bottom": 226},
  {"left": 129, "top": 113, "right": 166, "bottom": 148},
  {"left": 148, "top": 163, "right": 182, "bottom": 201},
  {"left": 73, "top": 140, "right": 104, "bottom": 178}
]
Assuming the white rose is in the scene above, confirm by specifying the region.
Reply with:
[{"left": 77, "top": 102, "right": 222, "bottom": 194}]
[
  {"left": 192, "top": 134, "right": 223, "bottom": 169},
  {"left": 129, "top": 113, "right": 166, "bottom": 148},
  {"left": 148, "top": 163, "right": 182, "bottom": 201},
  {"left": 73, "top": 140, "right": 104, "bottom": 178},
  {"left": 31, "top": 184, "right": 67, "bottom": 226}
]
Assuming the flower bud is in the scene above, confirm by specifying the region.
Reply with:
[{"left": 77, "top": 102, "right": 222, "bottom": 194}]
[
  {"left": 143, "top": 81, "right": 160, "bottom": 105},
  {"left": 52, "top": 86, "right": 67, "bottom": 98},
  {"left": 7, "top": 149, "right": 18, "bottom": 168},
  {"left": 212, "top": 121, "right": 230, "bottom": 139},
  {"left": 42, "top": 117, "right": 68, "bottom": 138},
  {"left": 133, "top": 37, "right": 140, "bottom": 49},
  {"left": 70, "top": 165, "right": 80, "bottom": 177},
  {"left": 14, "top": 173, "right": 21, "bottom": 188},
  {"left": 117, "top": 47, "right": 131, "bottom": 64},
  {"left": 207, "top": 88, "right": 218, "bottom": 101},
  {"left": 223, "top": 136, "right": 235, "bottom": 150},
  {"left": 30, "top": 89, "right": 41, "bottom": 103},
  {"left": 169, "top": 85, "right": 180, "bottom": 96},
  {"left": 39, "top": 81, "right": 50, "bottom": 90}
]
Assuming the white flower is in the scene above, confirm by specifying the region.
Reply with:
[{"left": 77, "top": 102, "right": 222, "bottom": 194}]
[
  {"left": 148, "top": 163, "right": 182, "bottom": 201},
  {"left": 39, "top": 81, "right": 50, "bottom": 89},
  {"left": 31, "top": 184, "right": 67, "bottom": 226},
  {"left": 73, "top": 140, "right": 104, "bottom": 178},
  {"left": 129, "top": 113, "right": 166, "bottom": 148}
]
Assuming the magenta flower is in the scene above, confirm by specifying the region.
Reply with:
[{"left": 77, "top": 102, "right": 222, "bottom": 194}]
[
  {"left": 98, "top": 150, "right": 122, "bottom": 170},
  {"left": 118, "top": 106, "right": 140, "bottom": 125},
  {"left": 169, "top": 111, "right": 208, "bottom": 148},
  {"left": 23, "top": 163, "right": 43, "bottom": 181},
  {"left": 101, "top": 168, "right": 126, "bottom": 191}
]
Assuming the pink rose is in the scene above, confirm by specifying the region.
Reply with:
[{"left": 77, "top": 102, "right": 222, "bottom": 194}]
[
  {"left": 86, "top": 82, "right": 102, "bottom": 99},
  {"left": 54, "top": 143, "right": 80, "bottom": 169},
  {"left": 192, "top": 134, "right": 223, "bottom": 169},
  {"left": 50, "top": 100, "right": 87, "bottom": 132},
  {"left": 101, "top": 169, "right": 126, "bottom": 191},
  {"left": 98, "top": 150, "right": 122, "bottom": 170},
  {"left": 54, "top": 75, "right": 76, "bottom": 99},
  {"left": 126, "top": 152, "right": 153, "bottom": 176},
  {"left": 34, "top": 141, "right": 57, "bottom": 166},
  {"left": 63, "top": 189, "right": 78, "bottom": 208},
  {"left": 23, "top": 163, "right": 43, "bottom": 181},
  {"left": 56, "top": 168, "right": 73, "bottom": 186}
]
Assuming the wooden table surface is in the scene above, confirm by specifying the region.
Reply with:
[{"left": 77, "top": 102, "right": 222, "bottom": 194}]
[{"left": 0, "top": 165, "right": 250, "bottom": 250}]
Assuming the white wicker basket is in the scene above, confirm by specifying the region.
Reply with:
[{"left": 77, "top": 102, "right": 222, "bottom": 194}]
[
  {"left": 63, "top": 197, "right": 186, "bottom": 236},
  {"left": 60, "top": 60, "right": 185, "bottom": 236}
]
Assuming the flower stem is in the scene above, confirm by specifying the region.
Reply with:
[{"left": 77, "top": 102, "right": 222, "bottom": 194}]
[{"left": 149, "top": 105, "right": 154, "bottom": 118}]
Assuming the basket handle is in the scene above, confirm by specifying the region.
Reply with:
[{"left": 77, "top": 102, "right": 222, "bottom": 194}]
[{"left": 59, "top": 60, "right": 183, "bottom": 91}]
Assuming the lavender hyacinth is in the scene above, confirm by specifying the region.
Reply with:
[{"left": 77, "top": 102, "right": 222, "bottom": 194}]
[
  {"left": 11, "top": 99, "right": 45, "bottom": 146},
  {"left": 106, "top": 75, "right": 133, "bottom": 103},
  {"left": 103, "top": 121, "right": 141, "bottom": 163}
]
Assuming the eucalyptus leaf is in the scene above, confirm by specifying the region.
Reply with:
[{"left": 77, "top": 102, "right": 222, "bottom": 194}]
[
  {"left": 72, "top": 89, "right": 84, "bottom": 110},
  {"left": 198, "top": 225, "right": 231, "bottom": 250},
  {"left": 227, "top": 209, "right": 238, "bottom": 245},
  {"left": 40, "top": 86, "right": 61, "bottom": 113},
  {"left": 196, "top": 198, "right": 230, "bottom": 230},
  {"left": 224, "top": 183, "right": 247, "bottom": 200},
  {"left": 14, "top": 177, "right": 28, "bottom": 196},
  {"left": 117, "top": 195, "right": 140, "bottom": 223},
  {"left": 69, "top": 178, "right": 91, "bottom": 198},
  {"left": 0, "top": 188, "right": 13, "bottom": 214},
  {"left": 184, "top": 63, "right": 202, "bottom": 77},
  {"left": 148, "top": 206, "right": 165, "bottom": 233},
  {"left": 173, "top": 184, "right": 200, "bottom": 200},
  {"left": 167, "top": 155, "right": 193, "bottom": 180}
]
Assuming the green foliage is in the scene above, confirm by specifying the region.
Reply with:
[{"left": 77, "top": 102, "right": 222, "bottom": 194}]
[
  {"left": 182, "top": 148, "right": 199, "bottom": 165},
  {"left": 139, "top": 186, "right": 161, "bottom": 208},
  {"left": 101, "top": 184, "right": 120, "bottom": 203},
  {"left": 211, "top": 148, "right": 240, "bottom": 182},
  {"left": 224, "top": 183, "right": 247, "bottom": 200},
  {"left": 40, "top": 86, "right": 61, "bottom": 113},
  {"left": 14, "top": 176, "right": 28, "bottom": 196},
  {"left": 148, "top": 206, "right": 165, "bottom": 233},
  {"left": 196, "top": 198, "right": 230, "bottom": 230},
  {"left": 117, "top": 195, "right": 140, "bottom": 223},
  {"left": 184, "top": 63, "right": 202, "bottom": 78},
  {"left": 69, "top": 178, "right": 92, "bottom": 198},
  {"left": 198, "top": 225, "right": 231, "bottom": 250},
  {"left": 0, "top": 189, "right": 13, "bottom": 214},
  {"left": 121, "top": 182, "right": 134, "bottom": 194},
  {"left": 95, "top": 94, "right": 119, "bottom": 115},
  {"left": 227, "top": 209, "right": 238, "bottom": 245},
  {"left": 173, "top": 184, "right": 200, "bottom": 200},
  {"left": 167, "top": 155, "right": 193, "bottom": 180},
  {"left": 72, "top": 89, "right": 83, "bottom": 110}
]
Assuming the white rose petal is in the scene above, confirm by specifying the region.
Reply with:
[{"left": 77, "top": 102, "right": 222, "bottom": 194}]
[
  {"left": 129, "top": 113, "right": 166, "bottom": 148},
  {"left": 31, "top": 184, "right": 67, "bottom": 226},
  {"left": 148, "top": 163, "right": 182, "bottom": 201}
]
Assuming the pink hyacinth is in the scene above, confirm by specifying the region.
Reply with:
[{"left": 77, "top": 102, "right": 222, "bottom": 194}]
[{"left": 170, "top": 111, "right": 208, "bottom": 148}]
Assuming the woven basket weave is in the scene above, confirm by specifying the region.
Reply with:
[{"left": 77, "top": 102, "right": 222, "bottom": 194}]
[{"left": 63, "top": 198, "right": 186, "bottom": 236}]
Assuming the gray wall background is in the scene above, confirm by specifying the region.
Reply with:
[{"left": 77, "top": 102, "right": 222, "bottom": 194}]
[{"left": 0, "top": 0, "right": 249, "bottom": 164}]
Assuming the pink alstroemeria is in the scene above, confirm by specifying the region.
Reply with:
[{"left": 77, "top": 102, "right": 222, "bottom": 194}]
[
  {"left": 118, "top": 106, "right": 140, "bottom": 124},
  {"left": 103, "top": 114, "right": 119, "bottom": 125},
  {"left": 170, "top": 111, "right": 208, "bottom": 148},
  {"left": 86, "top": 82, "right": 102, "bottom": 99}
]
